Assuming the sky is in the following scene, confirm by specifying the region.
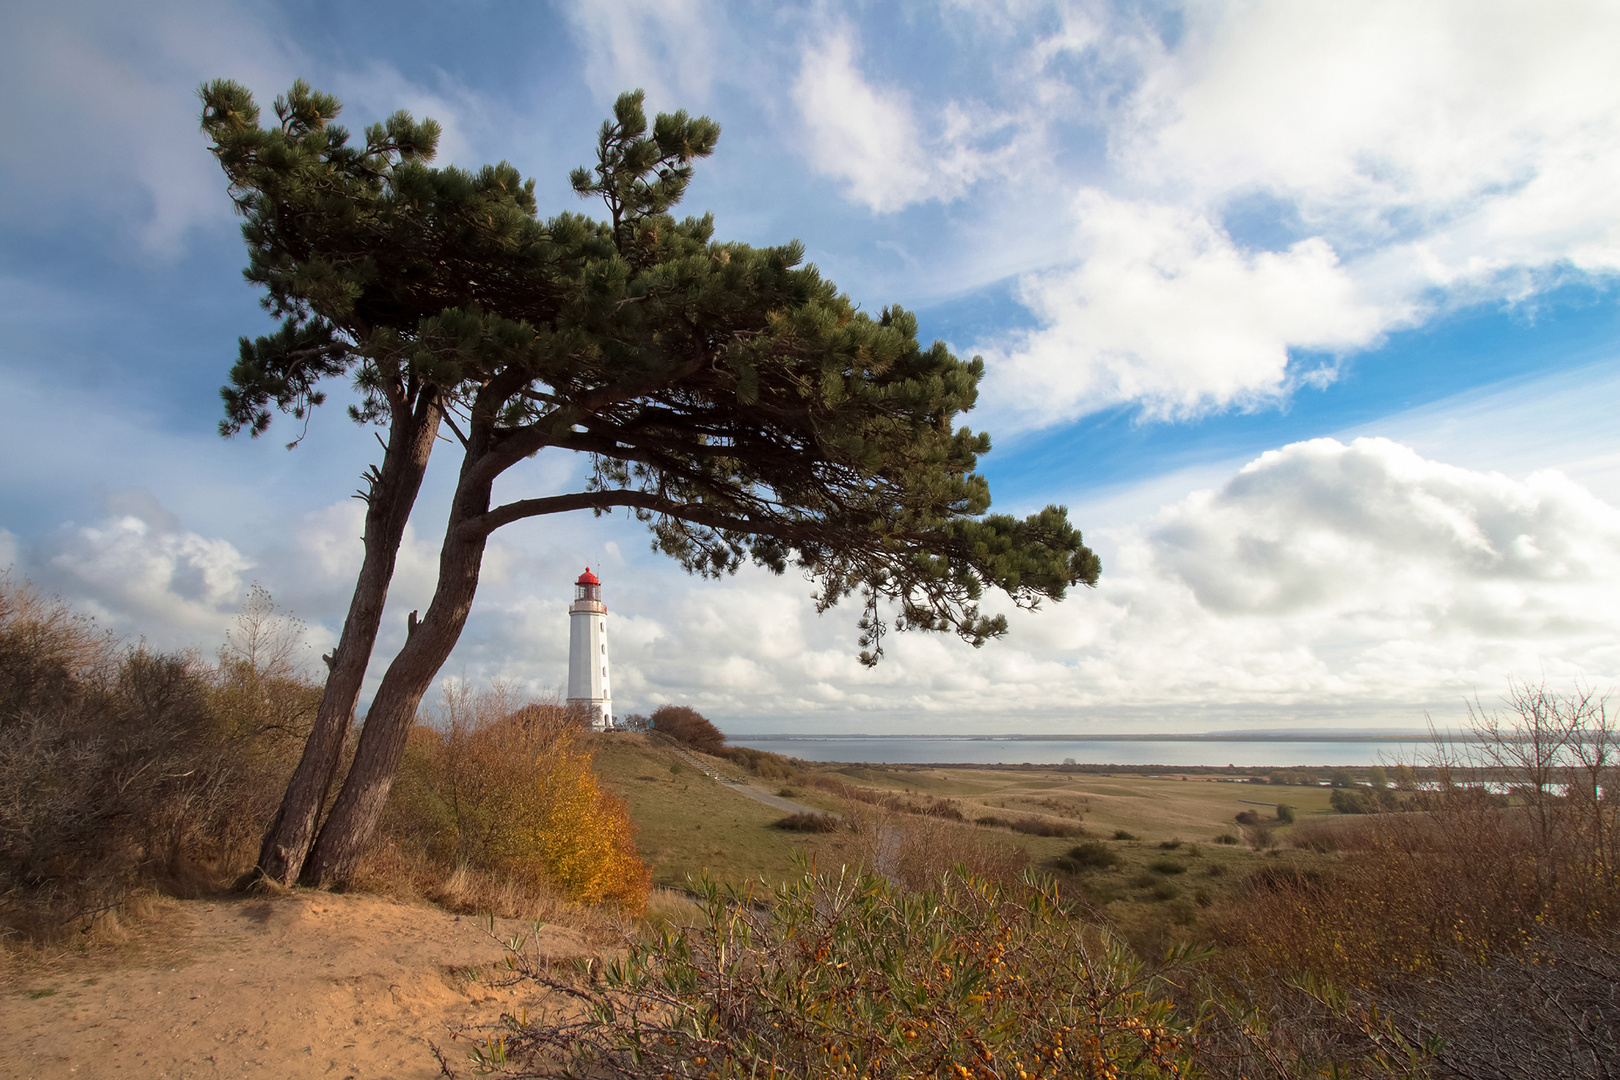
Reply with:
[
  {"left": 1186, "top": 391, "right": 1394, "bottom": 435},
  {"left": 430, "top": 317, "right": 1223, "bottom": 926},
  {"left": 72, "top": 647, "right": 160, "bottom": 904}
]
[{"left": 2, "top": 0, "right": 1619, "bottom": 735}]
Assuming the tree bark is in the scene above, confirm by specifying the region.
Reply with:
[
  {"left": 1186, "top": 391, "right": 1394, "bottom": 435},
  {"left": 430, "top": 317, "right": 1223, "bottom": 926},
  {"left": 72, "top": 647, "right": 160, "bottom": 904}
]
[
  {"left": 299, "top": 454, "right": 494, "bottom": 887},
  {"left": 252, "top": 391, "right": 443, "bottom": 886}
]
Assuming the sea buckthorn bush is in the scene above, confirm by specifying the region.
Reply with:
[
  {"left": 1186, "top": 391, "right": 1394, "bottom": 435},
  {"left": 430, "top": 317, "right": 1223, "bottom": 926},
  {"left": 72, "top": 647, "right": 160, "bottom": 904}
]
[{"left": 476, "top": 865, "right": 1196, "bottom": 1080}]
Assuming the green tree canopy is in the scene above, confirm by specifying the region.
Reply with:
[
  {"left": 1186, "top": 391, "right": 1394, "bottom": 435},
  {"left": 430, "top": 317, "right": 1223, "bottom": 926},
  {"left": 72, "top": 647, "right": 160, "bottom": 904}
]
[{"left": 202, "top": 81, "right": 1101, "bottom": 886}]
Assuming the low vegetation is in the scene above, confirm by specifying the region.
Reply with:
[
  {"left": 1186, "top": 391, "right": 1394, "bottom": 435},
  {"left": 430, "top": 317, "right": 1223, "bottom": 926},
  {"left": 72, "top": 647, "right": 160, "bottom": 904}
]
[
  {"left": 0, "top": 576, "right": 647, "bottom": 944},
  {"left": 0, "top": 577, "right": 319, "bottom": 939},
  {"left": 464, "top": 867, "right": 1198, "bottom": 1080},
  {"left": 378, "top": 685, "right": 650, "bottom": 912},
  {"left": 8, "top": 576, "right": 1617, "bottom": 1077}
]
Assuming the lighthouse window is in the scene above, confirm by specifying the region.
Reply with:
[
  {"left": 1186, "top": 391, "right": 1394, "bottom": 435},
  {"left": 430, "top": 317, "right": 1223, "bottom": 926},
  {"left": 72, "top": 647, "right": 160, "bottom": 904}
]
[
  {"left": 602, "top": 666, "right": 607, "bottom": 677},
  {"left": 600, "top": 643, "right": 605, "bottom": 654}
]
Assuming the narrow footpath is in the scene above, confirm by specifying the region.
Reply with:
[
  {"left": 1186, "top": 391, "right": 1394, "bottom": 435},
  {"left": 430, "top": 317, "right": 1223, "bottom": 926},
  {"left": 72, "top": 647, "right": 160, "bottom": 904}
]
[{"left": 651, "top": 735, "right": 838, "bottom": 819}]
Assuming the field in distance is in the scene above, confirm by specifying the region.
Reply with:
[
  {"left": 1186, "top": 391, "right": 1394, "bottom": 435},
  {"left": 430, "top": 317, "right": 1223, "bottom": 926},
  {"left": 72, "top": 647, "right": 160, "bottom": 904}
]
[{"left": 594, "top": 733, "right": 1345, "bottom": 942}]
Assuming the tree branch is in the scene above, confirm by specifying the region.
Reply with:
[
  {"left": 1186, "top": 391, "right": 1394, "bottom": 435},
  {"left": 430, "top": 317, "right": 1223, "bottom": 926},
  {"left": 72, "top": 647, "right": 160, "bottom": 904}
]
[{"left": 457, "top": 488, "right": 825, "bottom": 544}]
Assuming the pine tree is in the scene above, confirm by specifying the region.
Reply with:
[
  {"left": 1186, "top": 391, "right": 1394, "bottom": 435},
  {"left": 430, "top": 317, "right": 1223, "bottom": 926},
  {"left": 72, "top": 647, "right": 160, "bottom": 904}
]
[{"left": 203, "top": 82, "right": 1101, "bottom": 887}]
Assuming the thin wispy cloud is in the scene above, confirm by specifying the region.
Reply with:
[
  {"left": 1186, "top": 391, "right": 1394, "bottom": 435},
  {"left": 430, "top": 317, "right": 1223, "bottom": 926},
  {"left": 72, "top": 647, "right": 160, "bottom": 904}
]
[{"left": 565, "top": 0, "right": 722, "bottom": 107}]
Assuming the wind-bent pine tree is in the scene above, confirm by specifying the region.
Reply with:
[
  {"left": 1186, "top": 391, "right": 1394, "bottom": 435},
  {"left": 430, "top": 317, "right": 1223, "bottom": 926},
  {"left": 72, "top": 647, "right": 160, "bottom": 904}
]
[
  {"left": 200, "top": 79, "right": 593, "bottom": 886},
  {"left": 205, "top": 82, "right": 1102, "bottom": 889}
]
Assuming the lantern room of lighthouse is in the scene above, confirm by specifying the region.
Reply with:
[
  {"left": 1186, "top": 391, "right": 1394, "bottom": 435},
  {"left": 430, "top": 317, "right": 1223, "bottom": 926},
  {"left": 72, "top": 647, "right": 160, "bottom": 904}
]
[{"left": 566, "top": 567, "right": 612, "bottom": 731}]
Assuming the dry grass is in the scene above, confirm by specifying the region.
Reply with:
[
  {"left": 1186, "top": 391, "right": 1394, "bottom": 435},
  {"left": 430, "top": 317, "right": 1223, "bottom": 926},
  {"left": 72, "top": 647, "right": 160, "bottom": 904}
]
[
  {"left": 836, "top": 802, "right": 1031, "bottom": 893},
  {"left": 342, "top": 842, "right": 623, "bottom": 945},
  {"left": 1218, "top": 683, "right": 1620, "bottom": 989}
]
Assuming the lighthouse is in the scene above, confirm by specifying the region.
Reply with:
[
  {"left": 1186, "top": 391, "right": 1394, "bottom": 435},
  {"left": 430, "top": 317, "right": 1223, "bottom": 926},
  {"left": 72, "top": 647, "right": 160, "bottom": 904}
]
[{"left": 566, "top": 567, "right": 612, "bottom": 731}]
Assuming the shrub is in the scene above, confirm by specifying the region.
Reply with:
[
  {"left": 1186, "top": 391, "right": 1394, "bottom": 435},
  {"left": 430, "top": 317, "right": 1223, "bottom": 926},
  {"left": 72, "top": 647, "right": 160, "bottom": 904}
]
[
  {"left": 1329, "top": 787, "right": 1396, "bottom": 814},
  {"left": 1059, "top": 841, "right": 1121, "bottom": 871},
  {"left": 649, "top": 704, "right": 726, "bottom": 754},
  {"left": 1219, "top": 681, "right": 1620, "bottom": 991},
  {"left": 471, "top": 867, "right": 1197, "bottom": 1079},
  {"left": 1112, "top": 829, "right": 1137, "bottom": 841},
  {"left": 1148, "top": 859, "right": 1187, "bottom": 875},
  {"left": 0, "top": 579, "right": 319, "bottom": 938},
  {"left": 1157, "top": 838, "right": 1183, "bottom": 850},
  {"left": 1214, "top": 833, "right": 1239, "bottom": 845},
  {"left": 1275, "top": 804, "right": 1295, "bottom": 824},
  {"left": 722, "top": 744, "right": 798, "bottom": 782},
  {"left": 839, "top": 805, "right": 1029, "bottom": 893},
  {"left": 1241, "top": 820, "right": 1276, "bottom": 851},
  {"left": 772, "top": 812, "right": 839, "bottom": 833},
  {"left": 1148, "top": 881, "right": 1181, "bottom": 902},
  {"left": 1007, "top": 815, "right": 1087, "bottom": 838},
  {"left": 1288, "top": 821, "right": 1345, "bottom": 853},
  {"left": 382, "top": 685, "right": 650, "bottom": 912}
]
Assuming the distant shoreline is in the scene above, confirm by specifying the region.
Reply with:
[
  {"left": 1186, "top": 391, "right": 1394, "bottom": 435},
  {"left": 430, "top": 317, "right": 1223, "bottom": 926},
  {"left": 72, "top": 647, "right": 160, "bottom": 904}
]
[{"left": 727, "top": 731, "right": 1466, "bottom": 743}]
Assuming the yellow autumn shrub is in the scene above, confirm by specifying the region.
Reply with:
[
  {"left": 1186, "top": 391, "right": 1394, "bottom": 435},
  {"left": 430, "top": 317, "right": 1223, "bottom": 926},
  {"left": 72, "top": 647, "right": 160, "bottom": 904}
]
[{"left": 381, "top": 685, "right": 650, "bottom": 913}]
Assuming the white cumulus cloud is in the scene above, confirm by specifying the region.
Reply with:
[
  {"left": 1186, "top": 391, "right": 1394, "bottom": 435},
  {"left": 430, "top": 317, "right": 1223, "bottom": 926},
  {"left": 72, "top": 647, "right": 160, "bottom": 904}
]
[
  {"left": 48, "top": 498, "right": 254, "bottom": 639},
  {"left": 984, "top": 191, "right": 1396, "bottom": 422},
  {"left": 977, "top": 0, "right": 1620, "bottom": 427}
]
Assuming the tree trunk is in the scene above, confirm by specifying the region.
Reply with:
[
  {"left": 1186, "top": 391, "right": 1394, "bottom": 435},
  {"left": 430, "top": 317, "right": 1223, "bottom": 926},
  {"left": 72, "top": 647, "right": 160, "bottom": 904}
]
[
  {"left": 252, "top": 393, "right": 443, "bottom": 886},
  {"left": 299, "top": 462, "right": 494, "bottom": 887}
]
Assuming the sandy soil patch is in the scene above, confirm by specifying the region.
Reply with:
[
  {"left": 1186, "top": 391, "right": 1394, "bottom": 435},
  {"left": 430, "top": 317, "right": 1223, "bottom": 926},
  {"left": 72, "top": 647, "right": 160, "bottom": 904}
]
[{"left": 1, "top": 891, "right": 596, "bottom": 1080}]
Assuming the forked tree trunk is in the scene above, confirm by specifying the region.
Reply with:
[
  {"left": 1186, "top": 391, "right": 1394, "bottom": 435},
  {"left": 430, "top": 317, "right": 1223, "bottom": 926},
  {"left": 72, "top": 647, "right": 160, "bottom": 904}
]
[
  {"left": 252, "top": 393, "right": 443, "bottom": 886},
  {"left": 300, "top": 463, "right": 495, "bottom": 887}
]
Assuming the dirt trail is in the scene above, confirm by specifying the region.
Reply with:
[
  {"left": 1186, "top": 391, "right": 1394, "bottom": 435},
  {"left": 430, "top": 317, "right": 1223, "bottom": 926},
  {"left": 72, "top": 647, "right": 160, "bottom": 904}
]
[
  {"left": 654, "top": 736, "right": 834, "bottom": 818},
  {"left": 1, "top": 892, "right": 595, "bottom": 1080}
]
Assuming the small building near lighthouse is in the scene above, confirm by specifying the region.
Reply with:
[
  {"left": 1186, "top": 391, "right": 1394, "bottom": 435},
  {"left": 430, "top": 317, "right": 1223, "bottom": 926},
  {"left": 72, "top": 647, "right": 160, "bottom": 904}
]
[{"left": 566, "top": 567, "right": 613, "bottom": 731}]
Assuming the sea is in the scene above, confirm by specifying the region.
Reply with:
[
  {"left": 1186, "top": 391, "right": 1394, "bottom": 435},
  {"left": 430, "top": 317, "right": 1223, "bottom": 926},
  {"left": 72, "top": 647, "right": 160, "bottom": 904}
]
[{"left": 725, "top": 735, "right": 1464, "bottom": 769}]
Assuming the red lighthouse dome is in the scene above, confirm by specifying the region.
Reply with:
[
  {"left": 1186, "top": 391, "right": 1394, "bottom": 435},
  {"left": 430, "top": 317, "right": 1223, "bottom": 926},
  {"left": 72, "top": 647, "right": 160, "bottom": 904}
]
[{"left": 576, "top": 567, "right": 600, "bottom": 586}]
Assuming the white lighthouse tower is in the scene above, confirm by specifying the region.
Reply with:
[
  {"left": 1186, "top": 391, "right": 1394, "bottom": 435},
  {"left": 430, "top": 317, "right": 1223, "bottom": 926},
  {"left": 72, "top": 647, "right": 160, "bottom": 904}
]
[{"left": 566, "top": 567, "right": 612, "bottom": 731}]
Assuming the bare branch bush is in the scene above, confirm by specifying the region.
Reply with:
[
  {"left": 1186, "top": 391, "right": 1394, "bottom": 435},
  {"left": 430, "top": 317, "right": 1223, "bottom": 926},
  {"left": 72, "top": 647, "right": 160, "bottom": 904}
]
[
  {"left": 0, "top": 577, "right": 321, "bottom": 939},
  {"left": 1211, "top": 681, "right": 1619, "bottom": 1078},
  {"left": 1382, "top": 930, "right": 1620, "bottom": 1080}
]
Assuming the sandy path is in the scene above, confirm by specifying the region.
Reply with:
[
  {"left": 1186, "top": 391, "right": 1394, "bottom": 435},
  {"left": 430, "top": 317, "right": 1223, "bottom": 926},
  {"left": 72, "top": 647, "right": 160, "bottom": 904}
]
[
  {"left": 1, "top": 892, "right": 596, "bottom": 1080},
  {"left": 723, "top": 780, "right": 836, "bottom": 817},
  {"left": 653, "top": 738, "right": 833, "bottom": 817}
]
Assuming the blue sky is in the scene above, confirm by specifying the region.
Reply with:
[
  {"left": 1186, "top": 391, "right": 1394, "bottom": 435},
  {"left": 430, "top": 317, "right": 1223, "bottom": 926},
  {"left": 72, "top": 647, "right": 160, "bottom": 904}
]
[{"left": 3, "top": 0, "right": 1619, "bottom": 734}]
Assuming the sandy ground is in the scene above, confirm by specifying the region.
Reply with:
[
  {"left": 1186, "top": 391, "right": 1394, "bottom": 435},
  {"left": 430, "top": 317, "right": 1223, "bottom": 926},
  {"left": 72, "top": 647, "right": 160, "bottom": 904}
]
[{"left": 0, "top": 892, "right": 598, "bottom": 1080}]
